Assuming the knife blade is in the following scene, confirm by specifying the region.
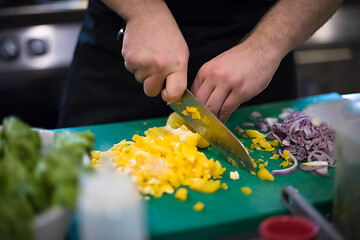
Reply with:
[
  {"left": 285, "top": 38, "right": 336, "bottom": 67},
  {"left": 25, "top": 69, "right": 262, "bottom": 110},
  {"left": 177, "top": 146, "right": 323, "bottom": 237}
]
[{"left": 169, "top": 89, "right": 254, "bottom": 172}]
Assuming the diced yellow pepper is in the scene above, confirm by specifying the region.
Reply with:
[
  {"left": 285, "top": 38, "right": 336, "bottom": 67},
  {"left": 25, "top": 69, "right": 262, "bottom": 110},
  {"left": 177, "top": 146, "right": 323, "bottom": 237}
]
[
  {"left": 241, "top": 187, "right": 252, "bottom": 195},
  {"left": 221, "top": 183, "right": 228, "bottom": 190},
  {"left": 258, "top": 138, "right": 272, "bottom": 149},
  {"left": 257, "top": 164, "right": 275, "bottom": 181},
  {"left": 197, "top": 137, "right": 210, "bottom": 149},
  {"left": 91, "top": 150, "right": 100, "bottom": 160},
  {"left": 253, "top": 161, "right": 257, "bottom": 169},
  {"left": 193, "top": 202, "right": 205, "bottom": 212},
  {"left": 265, "top": 147, "right": 275, "bottom": 152},
  {"left": 245, "top": 130, "right": 266, "bottom": 139},
  {"left": 175, "top": 188, "right": 188, "bottom": 201},
  {"left": 190, "top": 179, "right": 221, "bottom": 194},
  {"left": 186, "top": 106, "right": 198, "bottom": 113},
  {"left": 181, "top": 110, "right": 190, "bottom": 116},
  {"left": 282, "top": 150, "right": 290, "bottom": 160},
  {"left": 91, "top": 114, "right": 226, "bottom": 199},
  {"left": 269, "top": 139, "right": 279, "bottom": 146}
]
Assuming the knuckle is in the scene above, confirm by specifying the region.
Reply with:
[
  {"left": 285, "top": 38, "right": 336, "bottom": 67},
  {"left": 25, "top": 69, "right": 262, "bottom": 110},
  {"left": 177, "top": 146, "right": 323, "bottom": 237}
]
[
  {"left": 153, "top": 55, "right": 166, "bottom": 72},
  {"left": 174, "top": 55, "right": 188, "bottom": 69},
  {"left": 205, "top": 103, "right": 218, "bottom": 116},
  {"left": 209, "top": 67, "right": 226, "bottom": 80},
  {"left": 133, "top": 72, "right": 144, "bottom": 83},
  {"left": 124, "top": 52, "right": 139, "bottom": 66},
  {"left": 219, "top": 106, "right": 230, "bottom": 118}
]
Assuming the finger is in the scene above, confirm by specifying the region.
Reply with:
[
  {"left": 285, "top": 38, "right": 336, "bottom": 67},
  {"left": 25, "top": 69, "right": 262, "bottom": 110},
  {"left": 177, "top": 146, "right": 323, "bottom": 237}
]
[
  {"left": 205, "top": 87, "right": 231, "bottom": 118},
  {"left": 193, "top": 80, "right": 215, "bottom": 105},
  {"left": 143, "top": 74, "right": 166, "bottom": 97},
  {"left": 133, "top": 68, "right": 151, "bottom": 84},
  {"left": 190, "top": 73, "right": 203, "bottom": 95},
  {"left": 190, "top": 66, "right": 207, "bottom": 95},
  {"left": 218, "top": 90, "right": 243, "bottom": 123},
  {"left": 161, "top": 70, "right": 187, "bottom": 103},
  {"left": 124, "top": 59, "right": 137, "bottom": 73}
]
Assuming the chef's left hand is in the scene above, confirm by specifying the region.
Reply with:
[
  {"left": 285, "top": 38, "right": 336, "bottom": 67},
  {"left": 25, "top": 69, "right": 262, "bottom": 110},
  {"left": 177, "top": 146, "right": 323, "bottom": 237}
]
[{"left": 191, "top": 40, "right": 282, "bottom": 123}]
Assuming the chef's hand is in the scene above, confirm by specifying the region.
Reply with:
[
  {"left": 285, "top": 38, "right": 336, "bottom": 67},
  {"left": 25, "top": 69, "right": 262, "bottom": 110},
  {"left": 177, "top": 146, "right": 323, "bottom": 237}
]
[
  {"left": 191, "top": 40, "right": 282, "bottom": 123},
  {"left": 121, "top": 0, "right": 189, "bottom": 103}
]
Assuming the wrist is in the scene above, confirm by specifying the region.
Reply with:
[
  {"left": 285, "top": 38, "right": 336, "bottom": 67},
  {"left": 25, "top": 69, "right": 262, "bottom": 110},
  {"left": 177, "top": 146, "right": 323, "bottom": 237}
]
[
  {"left": 120, "top": 0, "right": 168, "bottom": 22},
  {"left": 240, "top": 32, "right": 285, "bottom": 67}
]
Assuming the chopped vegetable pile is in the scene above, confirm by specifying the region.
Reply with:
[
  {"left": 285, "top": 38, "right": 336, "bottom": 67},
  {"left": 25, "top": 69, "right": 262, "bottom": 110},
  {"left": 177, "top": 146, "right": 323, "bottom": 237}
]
[
  {"left": 0, "top": 117, "right": 95, "bottom": 240},
  {"left": 91, "top": 120, "right": 226, "bottom": 198},
  {"left": 239, "top": 108, "right": 336, "bottom": 177},
  {"left": 268, "top": 111, "right": 335, "bottom": 176}
]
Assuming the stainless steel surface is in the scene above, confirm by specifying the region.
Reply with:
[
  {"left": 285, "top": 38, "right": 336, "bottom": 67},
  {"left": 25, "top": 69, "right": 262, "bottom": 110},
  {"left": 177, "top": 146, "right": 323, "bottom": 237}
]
[
  {"left": 295, "top": 3, "right": 360, "bottom": 97},
  {"left": 169, "top": 89, "right": 254, "bottom": 172},
  {"left": 0, "top": 23, "right": 81, "bottom": 73},
  {"left": 0, "top": 0, "right": 85, "bottom": 128},
  {"left": 0, "top": 0, "right": 87, "bottom": 17}
]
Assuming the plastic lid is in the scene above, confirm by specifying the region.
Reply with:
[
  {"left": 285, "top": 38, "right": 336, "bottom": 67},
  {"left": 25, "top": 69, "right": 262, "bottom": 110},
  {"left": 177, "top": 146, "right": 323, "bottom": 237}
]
[{"left": 259, "top": 215, "right": 319, "bottom": 240}]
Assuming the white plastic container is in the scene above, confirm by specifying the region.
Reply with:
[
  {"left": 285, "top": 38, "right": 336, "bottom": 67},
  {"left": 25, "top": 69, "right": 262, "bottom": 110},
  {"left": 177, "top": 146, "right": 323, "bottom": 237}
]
[
  {"left": 332, "top": 98, "right": 360, "bottom": 240},
  {"left": 305, "top": 97, "right": 360, "bottom": 239},
  {"left": 77, "top": 170, "right": 148, "bottom": 240}
]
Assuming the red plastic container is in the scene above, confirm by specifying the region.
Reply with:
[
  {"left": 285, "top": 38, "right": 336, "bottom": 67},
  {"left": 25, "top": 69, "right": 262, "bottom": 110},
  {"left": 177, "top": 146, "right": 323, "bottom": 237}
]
[{"left": 259, "top": 215, "right": 319, "bottom": 240}]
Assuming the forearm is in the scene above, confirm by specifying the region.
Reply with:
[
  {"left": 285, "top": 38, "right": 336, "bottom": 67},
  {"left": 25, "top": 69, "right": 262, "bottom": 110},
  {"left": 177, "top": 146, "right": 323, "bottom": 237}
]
[
  {"left": 245, "top": 0, "right": 343, "bottom": 60},
  {"left": 100, "top": 0, "right": 169, "bottom": 21}
]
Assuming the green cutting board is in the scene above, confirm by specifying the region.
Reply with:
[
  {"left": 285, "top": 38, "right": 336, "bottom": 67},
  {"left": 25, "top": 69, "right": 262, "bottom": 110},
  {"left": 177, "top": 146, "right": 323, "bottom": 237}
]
[{"left": 66, "top": 93, "right": 342, "bottom": 240}]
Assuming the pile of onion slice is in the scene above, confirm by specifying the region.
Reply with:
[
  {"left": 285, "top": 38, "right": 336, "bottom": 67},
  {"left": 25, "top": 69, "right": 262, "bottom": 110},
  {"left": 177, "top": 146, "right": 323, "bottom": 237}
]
[{"left": 267, "top": 111, "right": 336, "bottom": 176}]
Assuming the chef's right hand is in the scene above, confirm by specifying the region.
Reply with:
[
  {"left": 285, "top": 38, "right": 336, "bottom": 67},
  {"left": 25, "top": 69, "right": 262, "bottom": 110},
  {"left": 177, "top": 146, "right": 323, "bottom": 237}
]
[{"left": 121, "top": 0, "right": 189, "bottom": 103}]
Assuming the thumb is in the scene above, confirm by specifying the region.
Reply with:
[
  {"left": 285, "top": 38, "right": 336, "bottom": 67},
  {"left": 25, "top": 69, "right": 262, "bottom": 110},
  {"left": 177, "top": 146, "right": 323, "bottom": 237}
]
[{"left": 161, "top": 70, "right": 187, "bottom": 103}]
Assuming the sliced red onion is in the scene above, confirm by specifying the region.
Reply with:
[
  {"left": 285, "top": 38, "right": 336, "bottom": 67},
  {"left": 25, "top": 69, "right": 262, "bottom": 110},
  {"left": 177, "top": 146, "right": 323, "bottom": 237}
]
[
  {"left": 283, "top": 146, "right": 297, "bottom": 154},
  {"left": 269, "top": 111, "right": 336, "bottom": 174},
  {"left": 282, "top": 139, "right": 291, "bottom": 146},
  {"left": 256, "top": 122, "right": 268, "bottom": 132},
  {"left": 242, "top": 122, "right": 255, "bottom": 127},
  {"left": 272, "top": 152, "right": 298, "bottom": 176},
  {"left": 279, "top": 108, "right": 294, "bottom": 120},
  {"left": 235, "top": 126, "right": 244, "bottom": 134},
  {"left": 249, "top": 111, "right": 262, "bottom": 120},
  {"left": 264, "top": 117, "right": 278, "bottom": 128}
]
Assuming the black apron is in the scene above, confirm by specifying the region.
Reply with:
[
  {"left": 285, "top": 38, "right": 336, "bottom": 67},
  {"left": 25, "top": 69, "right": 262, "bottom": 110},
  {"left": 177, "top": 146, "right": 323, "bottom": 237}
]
[{"left": 58, "top": 0, "right": 297, "bottom": 127}]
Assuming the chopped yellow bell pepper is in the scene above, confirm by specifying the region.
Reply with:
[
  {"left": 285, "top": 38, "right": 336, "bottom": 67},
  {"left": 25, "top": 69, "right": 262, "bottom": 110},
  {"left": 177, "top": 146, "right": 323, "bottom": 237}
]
[
  {"left": 182, "top": 110, "right": 190, "bottom": 116},
  {"left": 241, "top": 187, "right": 252, "bottom": 195},
  {"left": 193, "top": 202, "right": 205, "bottom": 212},
  {"left": 175, "top": 188, "right": 188, "bottom": 201},
  {"left": 257, "top": 164, "right": 275, "bottom": 181},
  {"left": 166, "top": 112, "right": 210, "bottom": 149},
  {"left": 185, "top": 106, "right": 198, "bottom": 113},
  {"left": 189, "top": 179, "right": 221, "bottom": 194},
  {"left": 91, "top": 118, "right": 226, "bottom": 198},
  {"left": 221, "top": 183, "right": 228, "bottom": 190},
  {"left": 269, "top": 139, "right": 279, "bottom": 146},
  {"left": 245, "top": 130, "right": 266, "bottom": 139}
]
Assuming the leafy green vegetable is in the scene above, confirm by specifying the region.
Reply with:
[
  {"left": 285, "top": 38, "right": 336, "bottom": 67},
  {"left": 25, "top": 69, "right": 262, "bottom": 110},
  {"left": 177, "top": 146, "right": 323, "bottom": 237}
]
[{"left": 0, "top": 117, "right": 95, "bottom": 240}]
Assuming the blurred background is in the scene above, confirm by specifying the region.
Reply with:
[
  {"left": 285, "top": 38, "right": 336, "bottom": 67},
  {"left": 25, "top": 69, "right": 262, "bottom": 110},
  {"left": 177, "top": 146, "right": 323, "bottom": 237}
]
[{"left": 0, "top": 0, "right": 359, "bottom": 129}]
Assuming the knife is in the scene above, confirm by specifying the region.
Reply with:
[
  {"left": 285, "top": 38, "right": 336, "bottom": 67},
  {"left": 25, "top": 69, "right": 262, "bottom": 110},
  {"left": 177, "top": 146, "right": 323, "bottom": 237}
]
[{"left": 169, "top": 89, "right": 254, "bottom": 172}]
